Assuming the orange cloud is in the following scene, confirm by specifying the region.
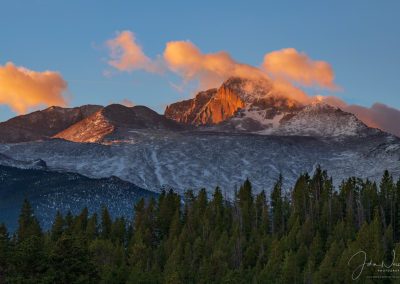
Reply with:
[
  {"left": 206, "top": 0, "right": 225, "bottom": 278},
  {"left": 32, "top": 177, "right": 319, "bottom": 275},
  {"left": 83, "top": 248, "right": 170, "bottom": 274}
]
[
  {"left": 107, "top": 30, "right": 159, "bottom": 73},
  {"left": 163, "top": 41, "right": 265, "bottom": 90},
  {"left": 0, "top": 62, "right": 68, "bottom": 114},
  {"left": 263, "top": 48, "right": 338, "bottom": 90}
]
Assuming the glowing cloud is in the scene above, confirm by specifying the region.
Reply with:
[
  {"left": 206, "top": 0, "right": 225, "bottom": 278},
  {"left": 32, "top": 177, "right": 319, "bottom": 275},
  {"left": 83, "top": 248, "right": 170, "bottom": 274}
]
[
  {"left": 263, "top": 48, "right": 337, "bottom": 90},
  {"left": 107, "top": 31, "right": 159, "bottom": 73},
  {"left": 0, "top": 62, "right": 68, "bottom": 114},
  {"left": 163, "top": 41, "right": 264, "bottom": 90}
]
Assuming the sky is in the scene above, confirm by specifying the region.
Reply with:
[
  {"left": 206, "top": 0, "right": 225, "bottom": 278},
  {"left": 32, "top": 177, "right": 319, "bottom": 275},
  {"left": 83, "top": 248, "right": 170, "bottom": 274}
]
[{"left": 0, "top": 0, "right": 399, "bottom": 125}]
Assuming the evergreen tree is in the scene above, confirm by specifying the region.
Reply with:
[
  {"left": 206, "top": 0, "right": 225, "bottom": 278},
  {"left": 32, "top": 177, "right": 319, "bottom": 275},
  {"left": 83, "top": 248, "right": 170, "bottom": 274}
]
[
  {"left": 0, "top": 224, "right": 9, "bottom": 283},
  {"left": 17, "top": 199, "right": 42, "bottom": 242},
  {"left": 51, "top": 211, "right": 64, "bottom": 241},
  {"left": 101, "top": 206, "right": 112, "bottom": 239}
]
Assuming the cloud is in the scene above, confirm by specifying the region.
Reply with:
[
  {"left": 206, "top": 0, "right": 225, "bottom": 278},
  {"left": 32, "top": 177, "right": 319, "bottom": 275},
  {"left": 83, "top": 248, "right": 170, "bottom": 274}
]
[
  {"left": 121, "top": 99, "right": 135, "bottom": 107},
  {"left": 263, "top": 48, "right": 338, "bottom": 90},
  {"left": 344, "top": 103, "right": 400, "bottom": 137},
  {"left": 0, "top": 62, "right": 68, "bottom": 114},
  {"left": 106, "top": 30, "right": 160, "bottom": 73},
  {"left": 163, "top": 41, "right": 265, "bottom": 90},
  {"left": 105, "top": 32, "right": 334, "bottom": 100},
  {"left": 104, "top": 30, "right": 400, "bottom": 137},
  {"left": 319, "top": 96, "right": 400, "bottom": 137}
]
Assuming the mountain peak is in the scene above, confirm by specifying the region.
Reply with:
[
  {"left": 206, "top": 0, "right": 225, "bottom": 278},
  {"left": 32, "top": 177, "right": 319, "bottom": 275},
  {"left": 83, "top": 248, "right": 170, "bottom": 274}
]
[
  {"left": 164, "top": 76, "right": 371, "bottom": 137},
  {"left": 0, "top": 105, "right": 102, "bottom": 143},
  {"left": 165, "top": 76, "right": 298, "bottom": 126},
  {"left": 54, "top": 104, "right": 184, "bottom": 143},
  {"left": 221, "top": 76, "right": 274, "bottom": 102}
]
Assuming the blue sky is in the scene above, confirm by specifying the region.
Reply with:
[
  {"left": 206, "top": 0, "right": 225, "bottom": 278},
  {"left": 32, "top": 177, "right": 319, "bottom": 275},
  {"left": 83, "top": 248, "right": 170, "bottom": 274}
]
[{"left": 0, "top": 0, "right": 399, "bottom": 121}]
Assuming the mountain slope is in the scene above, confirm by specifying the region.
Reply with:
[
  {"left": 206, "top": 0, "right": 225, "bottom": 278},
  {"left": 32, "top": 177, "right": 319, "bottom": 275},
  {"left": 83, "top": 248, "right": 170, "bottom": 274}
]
[
  {"left": 54, "top": 104, "right": 185, "bottom": 143},
  {"left": 0, "top": 105, "right": 102, "bottom": 143},
  {"left": 0, "top": 153, "right": 47, "bottom": 169},
  {"left": 0, "top": 165, "right": 157, "bottom": 231},
  {"left": 2, "top": 130, "right": 399, "bottom": 198}
]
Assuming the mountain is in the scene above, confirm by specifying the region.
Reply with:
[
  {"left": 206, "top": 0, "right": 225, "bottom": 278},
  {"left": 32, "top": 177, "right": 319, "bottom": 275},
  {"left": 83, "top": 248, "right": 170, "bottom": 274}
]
[
  {"left": 165, "top": 77, "right": 287, "bottom": 125},
  {"left": 165, "top": 77, "right": 372, "bottom": 137},
  {"left": 0, "top": 77, "right": 399, "bottom": 199},
  {"left": 0, "top": 153, "right": 47, "bottom": 169},
  {"left": 0, "top": 165, "right": 157, "bottom": 231},
  {"left": 1, "top": 129, "right": 399, "bottom": 198},
  {"left": 54, "top": 104, "right": 185, "bottom": 143},
  {"left": 0, "top": 105, "right": 102, "bottom": 143}
]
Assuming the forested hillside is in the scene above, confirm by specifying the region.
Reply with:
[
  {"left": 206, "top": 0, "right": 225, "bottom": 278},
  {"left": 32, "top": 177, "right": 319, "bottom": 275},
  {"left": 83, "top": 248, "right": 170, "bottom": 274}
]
[{"left": 1, "top": 167, "right": 399, "bottom": 283}]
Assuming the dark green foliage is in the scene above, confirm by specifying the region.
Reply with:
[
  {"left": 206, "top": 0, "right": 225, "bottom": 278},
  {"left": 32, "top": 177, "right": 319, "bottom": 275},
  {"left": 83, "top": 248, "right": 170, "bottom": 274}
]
[{"left": 2, "top": 169, "right": 400, "bottom": 283}]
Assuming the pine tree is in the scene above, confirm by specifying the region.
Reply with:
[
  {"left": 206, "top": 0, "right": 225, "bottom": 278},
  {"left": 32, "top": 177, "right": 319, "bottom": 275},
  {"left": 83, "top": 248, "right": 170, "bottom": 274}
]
[
  {"left": 49, "top": 234, "right": 97, "bottom": 283},
  {"left": 51, "top": 211, "right": 64, "bottom": 241},
  {"left": 271, "top": 175, "right": 284, "bottom": 236},
  {"left": 86, "top": 213, "right": 98, "bottom": 240},
  {"left": 0, "top": 224, "right": 9, "bottom": 283},
  {"left": 101, "top": 206, "right": 112, "bottom": 239},
  {"left": 17, "top": 199, "right": 42, "bottom": 242}
]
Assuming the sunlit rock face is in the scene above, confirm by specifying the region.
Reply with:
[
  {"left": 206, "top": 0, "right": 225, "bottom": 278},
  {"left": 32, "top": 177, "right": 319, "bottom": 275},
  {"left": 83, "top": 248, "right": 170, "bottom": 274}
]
[
  {"left": 165, "top": 77, "right": 276, "bottom": 125},
  {"left": 165, "top": 88, "right": 217, "bottom": 124},
  {"left": 195, "top": 85, "right": 246, "bottom": 125}
]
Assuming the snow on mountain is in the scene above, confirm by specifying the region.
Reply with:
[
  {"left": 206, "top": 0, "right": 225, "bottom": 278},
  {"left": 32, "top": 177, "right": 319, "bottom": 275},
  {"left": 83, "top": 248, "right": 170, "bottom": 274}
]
[
  {"left": 0, "top": 152, "right": 47, "bottom": 169},
  {"left": 275, "top": 102, "right": 370, "bottom": 137},
  {"left": 1, "top": 130, "right": 399, "bottom": 198},
  {"left": 0, "top": 165, "right": 156, "bottom": 231}
]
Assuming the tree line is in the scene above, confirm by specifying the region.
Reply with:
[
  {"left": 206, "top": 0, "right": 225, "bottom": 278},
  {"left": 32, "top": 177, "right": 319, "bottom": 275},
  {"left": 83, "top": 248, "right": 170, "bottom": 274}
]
[{"left": 1, "top": 167, "right": 400, "bottom": 283}]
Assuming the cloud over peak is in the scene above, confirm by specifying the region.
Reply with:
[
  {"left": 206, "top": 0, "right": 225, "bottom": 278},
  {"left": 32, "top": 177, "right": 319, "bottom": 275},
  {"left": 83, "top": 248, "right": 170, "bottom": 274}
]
[
  {"left": 164, "top": 41, "right": 264, "bottom": 90},
  {"left": 263, "top": 48, "right": 337, "bottom": 90},
  {"left": 0, "top": 62, "right": 68, "bottom": 114},
  {"left": 104, "top": 30, "right": 400, "bottom": 137}
]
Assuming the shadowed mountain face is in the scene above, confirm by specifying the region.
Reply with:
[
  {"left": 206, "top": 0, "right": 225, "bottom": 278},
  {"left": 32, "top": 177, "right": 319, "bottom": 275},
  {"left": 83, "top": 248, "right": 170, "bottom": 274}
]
[
  {"left": 0, "top": 105, "right": 102, "bottom": 143},
  {"left": 54, "top": 104, "right": 186, "bottom": 143},
  {"left": 0, "top": 165, "right": 157, "bottom": 231}
]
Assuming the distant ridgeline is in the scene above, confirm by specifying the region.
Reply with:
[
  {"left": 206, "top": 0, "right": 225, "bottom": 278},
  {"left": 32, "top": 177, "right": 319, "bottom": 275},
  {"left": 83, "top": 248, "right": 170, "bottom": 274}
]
[
  {"left": 0, "top": 167, "right": 400, "bottom": 283},
  {"left": 0, "top": 165, "right": 157, "bottom": 231}
]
